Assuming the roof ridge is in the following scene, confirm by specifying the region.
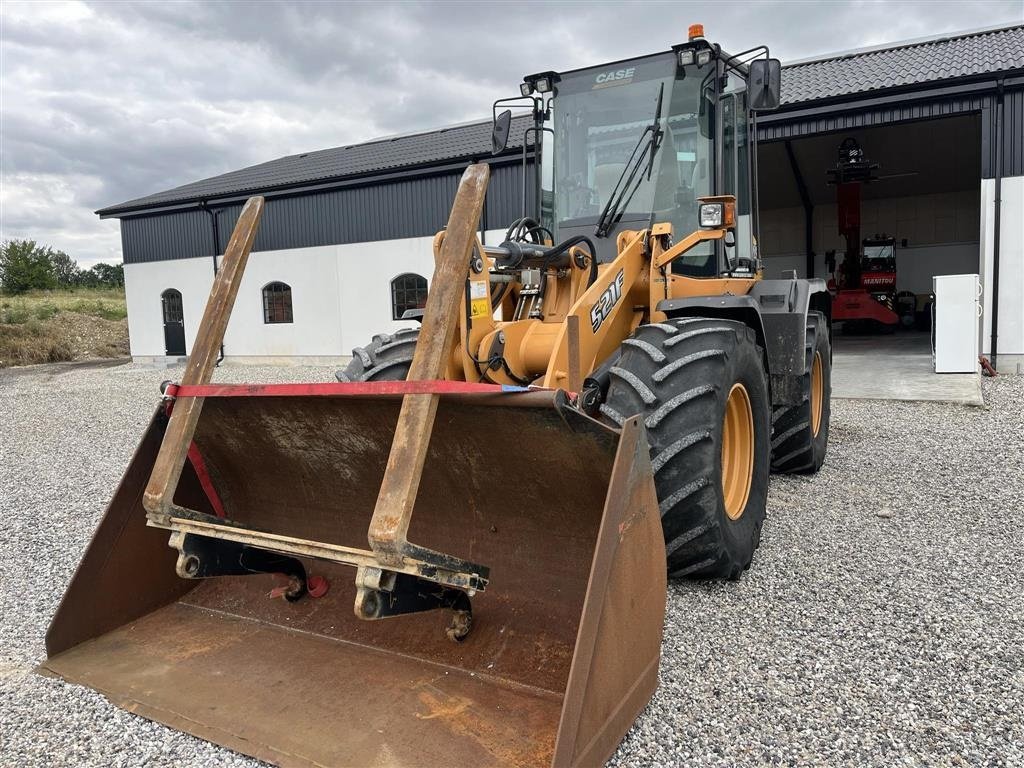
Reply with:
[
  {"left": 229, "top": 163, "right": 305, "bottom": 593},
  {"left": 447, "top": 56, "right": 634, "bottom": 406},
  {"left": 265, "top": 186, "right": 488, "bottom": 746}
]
[{"left": 785, "top": 22, "right": 1023, "bottom": 69}]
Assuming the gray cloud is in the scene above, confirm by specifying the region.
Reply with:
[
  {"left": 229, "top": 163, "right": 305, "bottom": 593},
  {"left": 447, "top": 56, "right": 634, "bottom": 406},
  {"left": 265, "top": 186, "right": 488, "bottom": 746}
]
[{"left": 1, "top": 0, "right": 1021, "bottom": 267}]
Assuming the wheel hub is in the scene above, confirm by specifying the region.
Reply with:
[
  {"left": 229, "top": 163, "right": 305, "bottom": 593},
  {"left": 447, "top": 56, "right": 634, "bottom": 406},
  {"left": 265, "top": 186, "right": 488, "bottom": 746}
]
[
  {"left": 810, "top": 351, "right": 824, "bottom": 438},
  {"left": 721, "top": 383, "right": 754, "bottom": 520}
]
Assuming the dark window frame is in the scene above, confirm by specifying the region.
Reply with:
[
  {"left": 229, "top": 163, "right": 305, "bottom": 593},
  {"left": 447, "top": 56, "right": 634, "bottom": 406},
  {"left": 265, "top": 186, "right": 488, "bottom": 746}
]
[
  {"left": 390, "top": 273, "right": 428, "bottom": 321},
  {"left": 262, "top": 281, "right": 294, "bottom": 324}
]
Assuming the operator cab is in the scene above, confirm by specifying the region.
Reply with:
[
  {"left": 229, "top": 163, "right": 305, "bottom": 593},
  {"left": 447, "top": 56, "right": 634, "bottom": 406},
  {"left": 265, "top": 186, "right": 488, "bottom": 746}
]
[
  {"left": 861, "top": 236, "right": 897, "bottom": 274},
  {"left": 492, "top": 25, "right": 780, "bottom": 277}
]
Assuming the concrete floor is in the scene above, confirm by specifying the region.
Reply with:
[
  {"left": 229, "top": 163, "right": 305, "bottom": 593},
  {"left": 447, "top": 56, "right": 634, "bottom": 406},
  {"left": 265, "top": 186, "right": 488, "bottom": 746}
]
[{"left": 831, "top": 329, "right": 983, "bottom": 406}]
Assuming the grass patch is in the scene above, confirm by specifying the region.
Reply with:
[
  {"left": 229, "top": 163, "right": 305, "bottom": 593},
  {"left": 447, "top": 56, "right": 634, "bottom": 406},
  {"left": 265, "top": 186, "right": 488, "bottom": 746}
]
[
  {"left": 0, "top": 290, "right": 129, "bottom": 366},
  {"left": 0, "top": 319, "right": 75, "bottom": 365},
  {"left": 0, "top": 288, "right": 126, "bottom": 324}
]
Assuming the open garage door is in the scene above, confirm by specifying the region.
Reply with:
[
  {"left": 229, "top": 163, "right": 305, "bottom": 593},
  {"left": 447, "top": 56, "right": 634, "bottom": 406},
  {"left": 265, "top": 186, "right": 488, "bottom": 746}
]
[{"left": 756, "top": 115, "right": 983, "bottom": 403}]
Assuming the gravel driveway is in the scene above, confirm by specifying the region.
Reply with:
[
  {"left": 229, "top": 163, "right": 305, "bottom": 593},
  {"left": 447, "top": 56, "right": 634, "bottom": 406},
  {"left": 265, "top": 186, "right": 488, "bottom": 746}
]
[{"left": 2, "top": 362, "right": 1022, "bottom": 767}]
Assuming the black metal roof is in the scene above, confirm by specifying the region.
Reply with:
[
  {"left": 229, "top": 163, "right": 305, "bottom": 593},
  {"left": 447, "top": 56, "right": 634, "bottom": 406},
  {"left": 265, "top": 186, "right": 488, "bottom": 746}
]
[
  {"left": 781, "top": 23, "right": 1023, "bottom": 104},
  {"left": 98, "top": 24, "right": 1024, "bottom": 218},
  {"left": 98, "top": 116, "right": 533, "bottom": 217}
]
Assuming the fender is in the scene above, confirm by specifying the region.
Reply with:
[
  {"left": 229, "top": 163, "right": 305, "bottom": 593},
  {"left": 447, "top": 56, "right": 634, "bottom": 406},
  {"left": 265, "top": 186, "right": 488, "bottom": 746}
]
[{"left": 657, "top": 274, "right": 831, "bottom": 406}]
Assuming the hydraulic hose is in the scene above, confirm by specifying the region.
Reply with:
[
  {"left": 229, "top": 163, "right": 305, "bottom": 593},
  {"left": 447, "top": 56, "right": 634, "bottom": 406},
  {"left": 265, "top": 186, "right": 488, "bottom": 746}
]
[{"left": 495, "top": 234, "right": 599, "bottom": 287}]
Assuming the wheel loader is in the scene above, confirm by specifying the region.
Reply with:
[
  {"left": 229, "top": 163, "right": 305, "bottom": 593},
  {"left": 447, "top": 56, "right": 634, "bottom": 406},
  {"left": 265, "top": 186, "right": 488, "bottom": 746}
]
[{"left": 42, "top": 26, "right": 831, "bottom": 768}]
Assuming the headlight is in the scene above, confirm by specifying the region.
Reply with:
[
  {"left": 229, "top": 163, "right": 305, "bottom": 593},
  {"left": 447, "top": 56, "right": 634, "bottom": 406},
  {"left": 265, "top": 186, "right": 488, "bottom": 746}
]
[
  {"left": 520, "top": 81, "right": 533, "bottom": 97},
  {"left": 699, "top": 202, "right": 724, "bottom": 227}
]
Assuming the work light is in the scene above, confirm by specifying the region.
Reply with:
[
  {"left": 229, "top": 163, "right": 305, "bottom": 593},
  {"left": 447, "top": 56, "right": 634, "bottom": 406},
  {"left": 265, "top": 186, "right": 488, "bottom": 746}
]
[
  {"left": 699, "top": 202, "right": 724, "bottom": 227},
  {"left": 536, "top": 77, "right": 552, "bottom": 93},
  {"left": 520, "top": 81, "right": 533, "bottom": 97},
  {"left": 696, "top": 198, "right": 737, "bottom": 228},
  {"left": 678, "top": 49, "right": 695, "bottom": 66},
  {"left": 696, "top": 50, "right": 712, "bottom": 66}
]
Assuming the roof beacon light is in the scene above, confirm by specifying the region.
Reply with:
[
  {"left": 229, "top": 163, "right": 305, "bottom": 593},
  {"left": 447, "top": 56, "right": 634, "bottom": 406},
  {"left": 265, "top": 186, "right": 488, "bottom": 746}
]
[{"left": 688, "top": 23, "right": 704, "bottom": 40}]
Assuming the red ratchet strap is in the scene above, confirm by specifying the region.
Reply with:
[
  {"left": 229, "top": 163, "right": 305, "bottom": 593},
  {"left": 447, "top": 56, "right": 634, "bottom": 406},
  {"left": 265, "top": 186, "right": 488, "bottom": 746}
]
[
  {"left": 185, "top": 442, "right": 227, "bottom": 518},
  {"left": 163, "top": 381, "right": 537, "bottom": 398}
]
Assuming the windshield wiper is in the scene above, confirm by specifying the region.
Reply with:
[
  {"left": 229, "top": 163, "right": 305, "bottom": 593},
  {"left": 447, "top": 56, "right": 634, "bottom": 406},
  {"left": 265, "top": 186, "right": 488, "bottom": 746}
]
[{"left": 594, "top": 82, "right": 665, "bottom": 239}]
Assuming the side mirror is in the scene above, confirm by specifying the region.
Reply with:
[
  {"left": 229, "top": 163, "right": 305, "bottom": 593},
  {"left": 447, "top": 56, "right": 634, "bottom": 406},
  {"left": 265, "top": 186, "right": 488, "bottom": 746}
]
[
  {"left": 748, "top": 58, "right": 781, "bottom": 111},
  {"left": 492, "top": 109, "right": 512, "bottom": 155}
]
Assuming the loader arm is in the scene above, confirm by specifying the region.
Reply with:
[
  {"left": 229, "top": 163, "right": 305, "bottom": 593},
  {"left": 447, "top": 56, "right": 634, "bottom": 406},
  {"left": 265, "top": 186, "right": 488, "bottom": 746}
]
[
  {"left": 540, "top": 230, "right": 647, "bottom": 389},
  {"left": 540, "top": 221, "right": 733, "bottom": 390}
]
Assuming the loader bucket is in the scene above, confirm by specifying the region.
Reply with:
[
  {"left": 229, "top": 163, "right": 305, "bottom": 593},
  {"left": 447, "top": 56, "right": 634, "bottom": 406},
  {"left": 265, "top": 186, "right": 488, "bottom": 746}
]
[{"left": 42, "top": 387, "right": 666, "bottom": 767}]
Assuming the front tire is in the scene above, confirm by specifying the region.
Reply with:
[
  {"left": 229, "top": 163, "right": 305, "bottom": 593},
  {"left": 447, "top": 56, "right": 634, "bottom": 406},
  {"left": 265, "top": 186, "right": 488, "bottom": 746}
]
[
  {"left": 336, "top": 328, "right": 420, "bottom": 382},
  {"left": 601, "top": 319, "right": 771, "bottom": 579}
]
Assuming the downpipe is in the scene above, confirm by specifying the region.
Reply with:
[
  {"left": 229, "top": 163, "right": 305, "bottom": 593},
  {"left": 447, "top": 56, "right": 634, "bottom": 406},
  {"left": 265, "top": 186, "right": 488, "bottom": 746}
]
[
  {"left": 989, "top": 80, "right": 1004, "bottom": 371},
  {"left": 200, "top": 200, "right": 226, "bottom": 366}
]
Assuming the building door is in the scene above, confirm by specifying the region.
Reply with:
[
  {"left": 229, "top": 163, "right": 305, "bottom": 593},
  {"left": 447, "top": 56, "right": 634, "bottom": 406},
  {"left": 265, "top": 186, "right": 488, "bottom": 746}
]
[{"left": 161, "top": 289, "right": 186, "bottom": 355}]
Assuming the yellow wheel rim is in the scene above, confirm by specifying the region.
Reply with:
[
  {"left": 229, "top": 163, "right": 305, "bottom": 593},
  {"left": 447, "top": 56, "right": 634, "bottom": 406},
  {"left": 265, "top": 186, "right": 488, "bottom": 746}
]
[
  {"left": 722, "top": 383, "right": 755, "bottom": 521},
  {"left": 810, "top": 351, "right": 823, "bottom": 438}
]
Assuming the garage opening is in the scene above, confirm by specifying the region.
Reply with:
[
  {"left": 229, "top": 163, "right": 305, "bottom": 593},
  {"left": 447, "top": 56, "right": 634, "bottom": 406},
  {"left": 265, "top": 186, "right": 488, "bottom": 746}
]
[{"left": 757, "top": 114, "right": 983, "bottom": 403}]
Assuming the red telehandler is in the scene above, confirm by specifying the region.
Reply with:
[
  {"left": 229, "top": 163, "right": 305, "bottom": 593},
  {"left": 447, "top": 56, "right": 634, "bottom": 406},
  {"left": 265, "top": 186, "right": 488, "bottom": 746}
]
[{"left": 825, "top": 138, "right": 902, "bottom": 331}]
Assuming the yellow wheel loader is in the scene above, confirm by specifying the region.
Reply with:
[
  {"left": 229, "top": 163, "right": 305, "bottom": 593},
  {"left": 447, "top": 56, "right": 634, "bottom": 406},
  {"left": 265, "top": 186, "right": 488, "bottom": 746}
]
[{"left": 42, "top": 27, "right": 831, "bottom": 768}]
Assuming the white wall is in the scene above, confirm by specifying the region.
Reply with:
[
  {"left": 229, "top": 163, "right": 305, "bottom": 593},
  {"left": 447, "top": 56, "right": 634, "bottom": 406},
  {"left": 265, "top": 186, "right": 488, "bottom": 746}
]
[
  {"left": 124, "top": 257, "right": 214, "bottom": 358},
  {"left": 123, "top": 228, "right": 509, "bottom": 361},
  {"left": 221, "top": 246, "right": 344, "bottom": 357},
  {"left": 334, "top": 235, "right": 435, "bottom": 354},
  {"left": 759, "top": 188, "right": 981, "bottom": 294},
  {"left": 980, "top": 175, "right": 1024, "bottom": 366}
]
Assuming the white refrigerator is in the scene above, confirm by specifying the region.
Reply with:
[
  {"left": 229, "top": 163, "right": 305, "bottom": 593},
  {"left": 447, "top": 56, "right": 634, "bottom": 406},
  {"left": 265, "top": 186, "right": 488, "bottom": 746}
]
[{"left": 933, "top": 274, "right": 980, "bottom": 373}]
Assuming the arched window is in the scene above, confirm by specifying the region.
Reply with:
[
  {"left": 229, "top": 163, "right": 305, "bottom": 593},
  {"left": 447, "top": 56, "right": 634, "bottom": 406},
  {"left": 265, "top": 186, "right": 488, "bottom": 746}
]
[
  {"left": 262, "top": 281, "right": 293, "bottom": 324},
  {"left": 391, "top": 273, "right": 428, "bottom": 320}
]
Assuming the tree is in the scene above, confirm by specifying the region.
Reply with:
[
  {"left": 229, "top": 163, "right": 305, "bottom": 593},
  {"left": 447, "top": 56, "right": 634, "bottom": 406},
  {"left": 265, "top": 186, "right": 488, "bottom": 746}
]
[
  {"left": 50, "top": 249, "right": 83, "bottom": 288},
  {"left": 0, "top": 239, "right": 56, "bottom": 294},
  {"left": 89, "top": 262, "right": 124, "bottom": 288}
]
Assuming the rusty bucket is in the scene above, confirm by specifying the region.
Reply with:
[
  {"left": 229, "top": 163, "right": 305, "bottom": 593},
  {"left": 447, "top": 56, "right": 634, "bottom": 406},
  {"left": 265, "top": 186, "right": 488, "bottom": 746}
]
[{"left": 41, "top": 387, "right": 666, "bottom": 767}]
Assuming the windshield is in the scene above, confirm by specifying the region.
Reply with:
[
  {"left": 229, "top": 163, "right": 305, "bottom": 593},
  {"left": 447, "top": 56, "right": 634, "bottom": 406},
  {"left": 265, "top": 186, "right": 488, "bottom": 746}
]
[
  {"left": 545, "top": 53, "right": 716, "bottom": 245},
  {"left": 863, "top": 242, "right": 895, "bottom": 260}
]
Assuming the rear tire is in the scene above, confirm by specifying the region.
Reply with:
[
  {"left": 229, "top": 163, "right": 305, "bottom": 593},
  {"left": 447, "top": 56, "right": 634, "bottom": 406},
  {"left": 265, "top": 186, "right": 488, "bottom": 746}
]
[
  {"left": 601, "top": 319, "right": 771, "bottom": 579},
  {"left": 336, "top": 328, "right": 420, "bottom": 382},
  {"left": 770, "top": 311, "right": 831, "bottom": 474}
]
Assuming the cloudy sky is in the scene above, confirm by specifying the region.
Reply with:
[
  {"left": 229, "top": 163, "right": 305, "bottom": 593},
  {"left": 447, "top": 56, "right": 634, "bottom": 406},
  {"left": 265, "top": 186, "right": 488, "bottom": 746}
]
[{"left": 2, "top": 0, "right": 1021, "bottom": 267}]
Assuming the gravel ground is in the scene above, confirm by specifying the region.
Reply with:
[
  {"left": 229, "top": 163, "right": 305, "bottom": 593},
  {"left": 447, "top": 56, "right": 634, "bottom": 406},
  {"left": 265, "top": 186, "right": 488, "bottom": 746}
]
[{"left": 1, "top": 361, "right": 1022, "bottom": 767}]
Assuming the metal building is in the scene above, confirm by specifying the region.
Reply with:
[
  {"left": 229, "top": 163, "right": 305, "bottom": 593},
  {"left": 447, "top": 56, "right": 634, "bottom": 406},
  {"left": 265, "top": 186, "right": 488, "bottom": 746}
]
[{"left": 98, "top": 24, "right": 1024, "bottom": 368}]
